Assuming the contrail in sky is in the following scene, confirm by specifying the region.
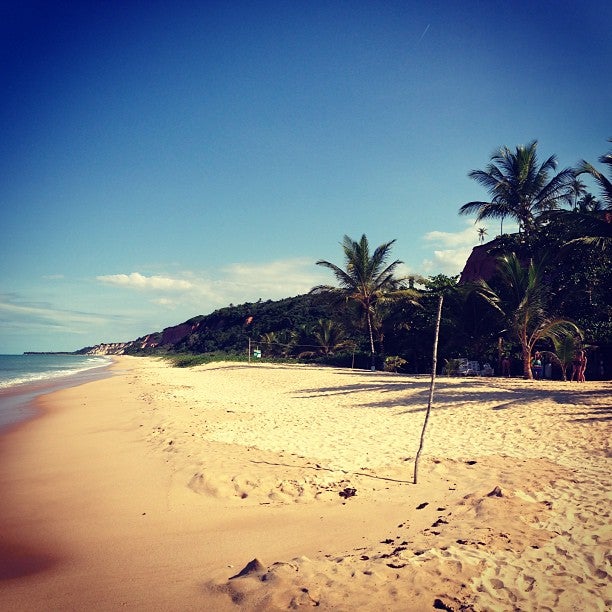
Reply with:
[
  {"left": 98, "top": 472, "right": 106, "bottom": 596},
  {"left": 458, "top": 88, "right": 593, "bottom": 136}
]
[{"left": 418, "top": 24, "right": 430, "bottom": 44}]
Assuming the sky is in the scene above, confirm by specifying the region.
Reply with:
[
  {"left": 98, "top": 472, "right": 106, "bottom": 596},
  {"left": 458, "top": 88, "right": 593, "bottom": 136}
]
[{"left": 1, "top": 1, "right": 610, "bottom": 354}]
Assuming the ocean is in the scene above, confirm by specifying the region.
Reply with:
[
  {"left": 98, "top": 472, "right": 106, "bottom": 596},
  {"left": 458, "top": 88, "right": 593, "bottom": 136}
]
[{"left": 0, "top": 354, "right": 112, "bottom": 430}]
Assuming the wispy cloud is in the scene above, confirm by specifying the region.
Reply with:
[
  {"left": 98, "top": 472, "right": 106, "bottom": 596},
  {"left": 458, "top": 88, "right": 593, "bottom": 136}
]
[
  {"left": 151, "top": 297, "right": 177, "bottom": 307},
  {"left": 97, "top": 272, "right": 194, "bottom": 291},
  {"left": 220, "top": 258, "right": 324, "bottom": 297},
  {"left": 0, "top": 295, "right": 110, "bottom": 329}
]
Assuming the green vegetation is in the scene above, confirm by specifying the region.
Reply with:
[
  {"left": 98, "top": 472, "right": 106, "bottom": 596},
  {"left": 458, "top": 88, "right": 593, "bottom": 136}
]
[
  {"left": 162, "top": 353, "right": 296, "bottom": 368},
  {"left": 384, "top": 355, "right": 407, "bottom": 373},
  {"left": 469, "top": 253, "right": 582, "bottom": 379},
  {"left": 124, "top": 140, "right": 610, "bottom": 380},
  {"left": 313, "top": 234, "right": 419, "bottom": 370}
]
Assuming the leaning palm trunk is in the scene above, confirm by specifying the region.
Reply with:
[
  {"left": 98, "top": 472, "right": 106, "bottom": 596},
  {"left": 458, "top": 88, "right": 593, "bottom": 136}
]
[
  {"left": 522, "top": 347, "right": 533, "bottom": 379},
  {"left": 413, "top": 295, "right": 443, "bottom": 484}
]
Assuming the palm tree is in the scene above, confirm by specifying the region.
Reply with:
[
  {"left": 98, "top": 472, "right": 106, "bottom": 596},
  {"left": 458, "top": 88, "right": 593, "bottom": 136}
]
[
  {"left": 568, "top": 176, "right": 588, "bottom": 211},
  {"left": 570, "top": 142, "right": 612, "bottom": 250},
  {"left": 548, "top": 334, "right": 583, "bottom": 381},
  {"left": 477, "top": 227, "right": 488, "bottom": 244},
  {"left": 459, "top": 140, "right": 575, "bottom": 240},
  {"left": 472, "top": 253, "right": 581, "bottom": 379},
  {"left": 260, "top": 330, "right": 297, "bottom": 357},
  {"left": 313, "top": 234, "right": 405, "bottom": 370},
  {"left": 312, "top": 319, "right": 350, "bottom": 355},
  {"left": 578, "top": 141, "right": 612, "bottom": 209}
]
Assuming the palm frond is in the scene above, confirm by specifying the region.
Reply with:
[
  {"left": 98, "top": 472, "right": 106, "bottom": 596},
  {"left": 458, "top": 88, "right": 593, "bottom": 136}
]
[{"left": 577, "top": 160, "right": 612, "bottom": 207}]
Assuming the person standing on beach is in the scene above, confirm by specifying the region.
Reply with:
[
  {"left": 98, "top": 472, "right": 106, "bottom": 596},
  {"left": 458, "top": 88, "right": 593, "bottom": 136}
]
[
  {"left": 501, "top": 355, "right": 511, "bottom": 377},
  {"left": 571, "top": 350, "right": 587, "bottom": 382},
  {"left": 578, "top": 350, "right": 587, "bottom": 382},
  {"left": 531, "top": 352, "right": 543, "bottom": 380},
  {"left": 580, "top": 352, "right": 587, "bottom": 382}
]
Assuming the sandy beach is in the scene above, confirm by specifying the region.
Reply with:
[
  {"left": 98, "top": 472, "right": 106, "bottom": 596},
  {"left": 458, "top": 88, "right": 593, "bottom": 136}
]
[{"left": 0, "top": 356, "right": 609, "bottom": 611}]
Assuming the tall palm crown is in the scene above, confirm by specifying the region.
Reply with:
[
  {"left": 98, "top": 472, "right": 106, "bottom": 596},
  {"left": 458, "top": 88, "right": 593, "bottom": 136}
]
[
  {"left": 459, "top": 140, "right": 575, "bottom": 238},
  {"left": 314, "top": 234, "right": 404, "bottom": 369}
]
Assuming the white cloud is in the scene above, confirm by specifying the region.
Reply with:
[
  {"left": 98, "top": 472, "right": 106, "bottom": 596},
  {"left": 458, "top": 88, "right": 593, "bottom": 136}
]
[
  {"left": 95, "top": 259, "right": 328, "bottom": 311},
  {"left": 421, "top": 249, "right": 473, "bottom": 275},
  {"left": 97, "top": 272, "right": 193, "bottom": 291},
  {"left": 420, "top": 220, "right": 504, "bottom": 275},
  {"left": 424, "top": 225, "right": 482, "bottom": 248},
  {"left": 151, "top": 297, "right": 177, "bottom": 307}
]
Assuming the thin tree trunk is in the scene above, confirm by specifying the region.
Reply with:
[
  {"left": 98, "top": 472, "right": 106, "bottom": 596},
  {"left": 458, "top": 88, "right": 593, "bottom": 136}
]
[
  {"left": 366, "top": 311, "right": 376, "bottom": 371},
  {"left": 413, "top": 295, "right": 443, "bottom": 485},
  {"left": 522, "top": 342, "right": 533, "bottom": 379}
]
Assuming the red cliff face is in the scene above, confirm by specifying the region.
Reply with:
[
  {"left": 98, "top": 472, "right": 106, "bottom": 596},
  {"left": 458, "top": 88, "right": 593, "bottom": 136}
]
[
  {"left": 82, "top": 320, "right": 202, "bottom": 355},
  {"left": 160, "top": 323, "right": 195, "bottom": 346},
  {"left": 459, "top": 243, "right": 499, "bottom": 284}
]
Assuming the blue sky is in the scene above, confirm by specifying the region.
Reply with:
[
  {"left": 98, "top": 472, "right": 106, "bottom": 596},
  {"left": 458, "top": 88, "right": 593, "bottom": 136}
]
[{"left": 1, "top": 1, "right": 610, "bottom": 353}]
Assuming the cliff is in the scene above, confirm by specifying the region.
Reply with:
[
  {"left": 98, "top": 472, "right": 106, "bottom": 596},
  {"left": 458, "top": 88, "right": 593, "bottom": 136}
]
[
  {"left": 77, "top": 294, "right": 333, "bottom": 356},
  {"left": 78, "top": 333, "right": 161, "bottom": 356},
  {"left": 458, "top": 236, "right": 513, "bottom": 284},
  {"left": 459, "top": 243, "right": 499, "bottom": 283}
]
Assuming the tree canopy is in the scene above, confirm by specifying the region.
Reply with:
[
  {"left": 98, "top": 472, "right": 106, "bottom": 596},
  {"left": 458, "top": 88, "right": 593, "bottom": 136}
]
[
  {"left": 313, "top": 234, "right": 410, "bottom": 370},
  {"left": 459, "top": 140, "right": 575, "bottom": 238}
]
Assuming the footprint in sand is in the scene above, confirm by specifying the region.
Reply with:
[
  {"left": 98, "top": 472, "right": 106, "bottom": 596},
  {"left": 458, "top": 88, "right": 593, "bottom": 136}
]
[{"left": 518, "top": 574, "right": 536, "bottom": 592}]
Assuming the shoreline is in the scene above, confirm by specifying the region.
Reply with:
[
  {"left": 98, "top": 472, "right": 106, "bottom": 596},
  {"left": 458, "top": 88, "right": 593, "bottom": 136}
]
[
  {"left": 0, "top": 357, "right": 115, "bottom": 434},
  {"left": 0, "top": 357, "right": 609, "bottom": 610}
]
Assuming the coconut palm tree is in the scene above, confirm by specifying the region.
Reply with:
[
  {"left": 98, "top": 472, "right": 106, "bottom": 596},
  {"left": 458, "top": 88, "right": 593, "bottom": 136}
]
[
  {"left": 459, "top": 141, "right": 575, "bottom": 240},
  {"left": 312, "top": 319, "right": 350, "bottom": 355},
  {"left": 260, "top": 330, "right": 297, "bottom": 357},
  {"left": 313, "top": 234, "right": 406, "bottom": 370},
  {"left": 568, "top": 176, "right": 588, "bottom": 211},
  {"left": 472, "top": 253, "right": 581, "bottom": 379},
  {"left": 547, "top": 334, "right": 583, "bottom": 381},
  {"left": 568, "top": 143, "right": 612, "bottom": 250},
  {"left": 578, "top": 141, "right": 612, "bottom": 209},
  {"left": 477, "top": 227, "right": 488, "bottom": 244}
]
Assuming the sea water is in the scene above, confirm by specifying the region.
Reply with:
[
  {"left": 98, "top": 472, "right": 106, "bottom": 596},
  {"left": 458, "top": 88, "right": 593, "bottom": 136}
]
[{"left": 0, "top": 354, "right": 112, "bottom": 430}]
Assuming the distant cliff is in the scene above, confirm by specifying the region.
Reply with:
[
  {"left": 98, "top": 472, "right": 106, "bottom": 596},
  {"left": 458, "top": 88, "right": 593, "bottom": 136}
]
[
  {"left": 77, "top": 294, "right": 333, "bottom": 356},
  {"left": 76, "top": 330, "right": 164, "bottom": 355}
]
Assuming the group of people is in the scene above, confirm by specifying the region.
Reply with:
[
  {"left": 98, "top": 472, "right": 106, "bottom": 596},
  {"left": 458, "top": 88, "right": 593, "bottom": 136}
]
[
  {"left": 500, "top": 351, "right": 589, "bottom": 380},
  {"left": 528, "top": 349, "right": 587, "bottom": 381}
]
